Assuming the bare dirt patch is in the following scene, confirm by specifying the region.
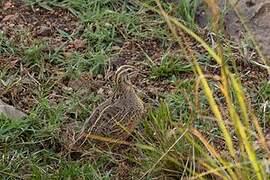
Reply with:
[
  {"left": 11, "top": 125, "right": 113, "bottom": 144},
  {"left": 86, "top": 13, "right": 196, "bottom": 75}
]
[{"left": 0, "top": 0, "right": 78, "bottom": 40}]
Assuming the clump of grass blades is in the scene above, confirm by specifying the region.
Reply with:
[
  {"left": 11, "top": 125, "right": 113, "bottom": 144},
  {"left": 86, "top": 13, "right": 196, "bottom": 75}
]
[{"left": 137, "top": 0, "right": 270, "bottom": 179}]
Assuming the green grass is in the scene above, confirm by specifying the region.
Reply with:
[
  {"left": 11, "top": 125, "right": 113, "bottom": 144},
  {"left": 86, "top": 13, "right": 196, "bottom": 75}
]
[
  {"left": 150, "top": 52, "right": 193, "bottom": 79},
  {"left": 0, "top": 0, "right": 269, "bottom": 179}
]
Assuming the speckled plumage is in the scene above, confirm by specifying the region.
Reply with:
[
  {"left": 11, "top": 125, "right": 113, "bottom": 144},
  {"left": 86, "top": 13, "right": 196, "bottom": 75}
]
[{"left": 78, "top": 65, "right": 145, "bottom": 144}]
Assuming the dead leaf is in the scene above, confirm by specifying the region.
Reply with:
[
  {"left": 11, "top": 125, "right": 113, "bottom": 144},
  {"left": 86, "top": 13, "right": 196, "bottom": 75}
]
[{"left": 0, "top": 99, "right": 26, "bottom": 119}]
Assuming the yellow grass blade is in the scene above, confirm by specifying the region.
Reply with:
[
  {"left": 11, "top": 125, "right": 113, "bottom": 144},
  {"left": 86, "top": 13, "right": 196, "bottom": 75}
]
[
  {"left": 250, "top": 112, "right": 270, "bottom": 155},
  {"left": 195, "top": 64, "right": 236, "bottom": 158},
  {"left": 178, "top": 126, "right": 223, "bottom": 170},
  {"left": 220, "top": 84, "right": 264, "bottom": 180},
  {"left": 230, "top": 75, "right": 250, "bottom": 129},
  {"left": 192, "top": 161, "right": 246, "bottom": 180},
  {"left": 191, "top": 128, "right": 223, "bottom": 163},
  {"left": 220, "top": 69, "right": 246, "bottom": 159},
  {"left": 191, "top": 128, "right": 237, "bottom": 179},
  {"left": 194, "top": 160, "right": 230, "bottom": 180},
  {"left": 84, "top": 133, "right": 155, "bottom": 151}
]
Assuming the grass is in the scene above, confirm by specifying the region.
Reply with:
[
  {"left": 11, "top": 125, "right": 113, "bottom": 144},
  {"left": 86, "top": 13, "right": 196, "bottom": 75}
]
[
  {"left": 150, "top": 52, "right": 193, "bottom": 79},
  {"left": 0, "top": 0, "right": 270, "bottom": 179}
]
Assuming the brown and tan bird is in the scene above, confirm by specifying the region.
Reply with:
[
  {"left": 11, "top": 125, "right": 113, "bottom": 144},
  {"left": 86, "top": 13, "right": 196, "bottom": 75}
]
[{"left": 76, "top": 65, "right": 145, "bottom": 146}]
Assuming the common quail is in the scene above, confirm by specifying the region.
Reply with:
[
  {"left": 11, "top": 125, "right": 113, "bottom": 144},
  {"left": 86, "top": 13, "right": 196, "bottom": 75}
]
[{"left": 76, "top": 65, "right": 145, "bottom": 145}]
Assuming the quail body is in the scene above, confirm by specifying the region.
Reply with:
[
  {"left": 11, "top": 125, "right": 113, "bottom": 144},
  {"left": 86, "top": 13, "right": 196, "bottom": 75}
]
[{"left": 79, "top": 65, "right": 145, "bottom": 143}]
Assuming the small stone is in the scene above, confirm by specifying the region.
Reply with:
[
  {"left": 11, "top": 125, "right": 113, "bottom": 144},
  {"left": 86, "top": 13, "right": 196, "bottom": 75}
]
[
  {"left": 97, "top": 74, "right": 103, "bottom": 80},
  {"left": 0, "top": 100, "right": 26, "bottom": 119},
  {"left": 112, "top": 46, "right": 121, "bottom": 51},
  {"left": 36, "top": 26, "right": 52, "bottom": 36},
  {"left": 105, "top": 23, "right": 112, "bottom": 27},
  {"left": 9, "top": 23, "right": 15, "bottom": 28},
  {"left": 63, "top": 86, "right": 73, "bottom": 92}
]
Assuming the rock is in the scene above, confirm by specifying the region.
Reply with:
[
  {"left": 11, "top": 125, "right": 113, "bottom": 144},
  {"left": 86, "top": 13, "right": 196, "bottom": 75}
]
[
  {"left": 111, "top": 46, "right": 121, "bottom": 51},
  {"left": 97, "top": 74, "right": 103, "bottom": 80},
  {"left": 197, "top": 0, "right": 270, "bottom": 61},
  {"left": 36, "top": 25, "right": 52, "bottom": 36},
  {"left": 224, "top": 0, "right": 270, "bottom": 61},
  {"left": 9, "top": 23, "right": 15, "bottom": 28},
  {"left": 63, "top": 86, "right": 73, "bottom": 92},
  {"left": 0, "top": 100, "right": 26, "bottom": 119}
]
